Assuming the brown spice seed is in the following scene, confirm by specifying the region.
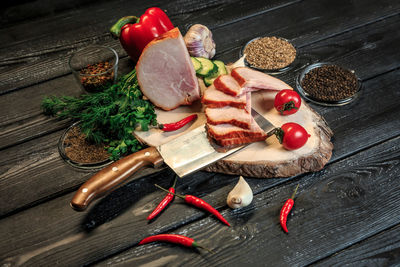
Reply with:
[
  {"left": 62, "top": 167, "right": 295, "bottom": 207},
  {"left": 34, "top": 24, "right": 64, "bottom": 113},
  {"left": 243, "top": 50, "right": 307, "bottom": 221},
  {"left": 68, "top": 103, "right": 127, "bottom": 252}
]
[
  {"left": 301, "top": 65, "right": 358, "bottom": 102},
  {"left": 244, "top": 37, "right": 296, "bottom": 70},
  {"left": 63, "top": 125, "right": 110, "bottom": 163}
]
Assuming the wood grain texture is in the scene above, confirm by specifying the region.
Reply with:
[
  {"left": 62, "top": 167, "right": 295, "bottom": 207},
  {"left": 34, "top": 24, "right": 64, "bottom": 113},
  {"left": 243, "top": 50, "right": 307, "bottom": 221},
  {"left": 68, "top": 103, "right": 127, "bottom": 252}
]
[
  {"left": 95, "top": 136, "right": 400, "bottom": 266},
  {"left": 1, "top": 0, "right": 400, "bottom": 265},
  {"left": 1, "top": 21, "right": 399, "bottom": 218},
  {"left": 311, "top": 224, "right": 400, "bottom": 266},
  {"left": 1, "top": 0, "right": 399, "bottom": 153},
  {"left": 0, "top": 0, "right": 287, "bottom": 94},
  {"left": 0, "top": 65, "right": 399, "bottom": 264}
]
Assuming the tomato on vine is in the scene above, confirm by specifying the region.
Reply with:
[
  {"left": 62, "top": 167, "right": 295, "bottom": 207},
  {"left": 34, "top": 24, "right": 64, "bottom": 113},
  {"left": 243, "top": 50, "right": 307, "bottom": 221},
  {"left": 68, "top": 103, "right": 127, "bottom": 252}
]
[
  {"left": 274, "top": 89, "right": 301, "bottom": 115},
  {"left": 268, "top": 122, "right": 310, "bottom": 150}
]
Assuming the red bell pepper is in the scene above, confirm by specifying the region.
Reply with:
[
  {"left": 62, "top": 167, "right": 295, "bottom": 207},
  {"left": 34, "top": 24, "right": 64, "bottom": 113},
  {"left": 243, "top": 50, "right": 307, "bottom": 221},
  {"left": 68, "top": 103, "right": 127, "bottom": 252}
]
[{"left": 110, "top": 7, "right": 174, "bottom": 62}]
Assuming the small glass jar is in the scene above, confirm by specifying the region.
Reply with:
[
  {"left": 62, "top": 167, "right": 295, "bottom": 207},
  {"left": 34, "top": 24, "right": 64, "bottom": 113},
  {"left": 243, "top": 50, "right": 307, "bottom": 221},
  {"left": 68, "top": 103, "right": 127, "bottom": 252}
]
[
  {"left": 69, "top": 45, "right": 119, "bottom": 93},
  {"left": 58, "top": 122, "right": 112, "bottom": 170},
  {"left": 295, "top": 62, "right": 362, "bottom": 106},
  {"left": 240, "top": 36, "right": 298, "bottom": 75}
]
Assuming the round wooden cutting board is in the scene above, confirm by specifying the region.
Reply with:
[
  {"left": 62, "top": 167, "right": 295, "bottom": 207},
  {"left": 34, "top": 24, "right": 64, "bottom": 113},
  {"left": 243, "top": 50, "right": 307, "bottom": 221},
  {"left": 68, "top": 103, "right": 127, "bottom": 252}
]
[{"left": 134, "top": 61, "right": 333, "bottom": 178}]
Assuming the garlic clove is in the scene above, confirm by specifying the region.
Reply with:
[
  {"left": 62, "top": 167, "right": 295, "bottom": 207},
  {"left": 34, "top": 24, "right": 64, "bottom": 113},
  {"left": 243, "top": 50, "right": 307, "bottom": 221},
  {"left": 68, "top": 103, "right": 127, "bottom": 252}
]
[{"left": 227, "top": 176, "right": 253, "bottom": 209}]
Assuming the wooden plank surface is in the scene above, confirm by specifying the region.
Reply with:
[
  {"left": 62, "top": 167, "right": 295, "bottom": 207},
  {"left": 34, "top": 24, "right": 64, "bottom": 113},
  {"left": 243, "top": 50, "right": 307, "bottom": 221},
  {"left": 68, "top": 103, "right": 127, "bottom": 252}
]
[
  {"left": 1, "top": 0, "right": 400, "bottom": 266},
  {"left": 1, "top": 8, "right": 400, "bottom": 217},
  {"left": 84, "top": 137, "right": 400, "bottom": 266}
]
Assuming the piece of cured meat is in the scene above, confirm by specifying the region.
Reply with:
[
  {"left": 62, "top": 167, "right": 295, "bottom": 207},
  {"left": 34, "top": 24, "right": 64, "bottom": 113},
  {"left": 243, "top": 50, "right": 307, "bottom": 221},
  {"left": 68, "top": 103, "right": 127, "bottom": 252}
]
[
  {"left": 213, "top": 74, "right": 243, "bottom": 96},
  {"left": 212, "top": 135, "right": 267, "bottom": 147},
  {"left": 136, "top": 28, "right": 200, "bottom": 111},
  {"left": 202, "top": 85, "right": 247, "bottom": 109},
  {"left": 231, "top": 67, "right": 291, "bottom": 92},
  {"left": 205, "top": 106, "right": 252, "bottom": 129},
  {"left": 206, "top": 117, "right": 267, "bottom": 141}
]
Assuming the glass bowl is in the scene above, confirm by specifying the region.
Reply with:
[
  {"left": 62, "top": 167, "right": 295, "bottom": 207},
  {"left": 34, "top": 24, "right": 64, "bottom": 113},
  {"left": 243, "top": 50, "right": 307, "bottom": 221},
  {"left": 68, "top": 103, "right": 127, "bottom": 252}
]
[
  {"left": 69, "top": 45, "right": 119, "bottom": 93},
  {"left": 295, "top": 62, "right": 362, "bottom": 106},
  {"left": 58, "top": 122, "right": 112, "bottom": 170},
  {"left": 240, "top": 36, "right": 297, "bottom": 75}
]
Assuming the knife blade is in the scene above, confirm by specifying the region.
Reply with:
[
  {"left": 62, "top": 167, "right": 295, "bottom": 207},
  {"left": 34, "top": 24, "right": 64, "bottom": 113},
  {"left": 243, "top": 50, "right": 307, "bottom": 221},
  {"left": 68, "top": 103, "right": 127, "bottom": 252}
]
[{"left": 70, "top": 109, "right": 274, "bottom": 211}]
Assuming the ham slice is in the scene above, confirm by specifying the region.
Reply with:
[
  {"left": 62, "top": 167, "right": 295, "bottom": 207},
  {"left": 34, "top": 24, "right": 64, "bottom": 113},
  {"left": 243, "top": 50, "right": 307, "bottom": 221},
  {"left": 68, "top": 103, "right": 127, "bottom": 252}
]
[
  {"left": 213, "top": 75, "right": 243, "bottom": 96},
  {"left": 212, "top": 135, "right": 267, "bottom": 147},
  {"left": 205, "top": 106, "right": 252, "bottom": 129},
  {"left": 202, "top": 85, "right": 246, "bottom": 109},
  {"left": 136, "top": 28, "right": 200, "bottom": 111},
  {"left": 231, "top": 67, "right": 291, "bottom": 92},
  {"left": 207, "top": 117, "right": 267, "bottom": 140}
]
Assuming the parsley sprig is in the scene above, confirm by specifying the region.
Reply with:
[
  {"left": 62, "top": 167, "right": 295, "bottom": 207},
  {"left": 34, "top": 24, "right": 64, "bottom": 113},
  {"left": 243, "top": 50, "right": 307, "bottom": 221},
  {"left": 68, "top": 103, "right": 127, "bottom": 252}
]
[{"left": 42, "top": 69, "right": 157, "bottom": 160}]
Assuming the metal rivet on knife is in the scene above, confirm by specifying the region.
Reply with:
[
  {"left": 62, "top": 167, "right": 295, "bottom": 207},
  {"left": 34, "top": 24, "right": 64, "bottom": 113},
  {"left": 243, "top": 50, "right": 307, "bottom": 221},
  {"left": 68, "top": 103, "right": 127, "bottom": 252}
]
[
  {"left": 145, "top": 152, "right": 150, "bottom": 156},
  {"left": 112, "top": 167, "right": 118, "bottom": 172},
  {"left": 82, "top": 188, "right": 88, "bottom": 193}
]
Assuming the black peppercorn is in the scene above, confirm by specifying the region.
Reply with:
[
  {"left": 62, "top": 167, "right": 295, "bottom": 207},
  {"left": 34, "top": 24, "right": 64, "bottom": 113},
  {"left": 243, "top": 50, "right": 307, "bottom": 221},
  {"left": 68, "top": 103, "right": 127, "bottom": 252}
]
[{"left": 300, "top": 64, "right": 358, "bottom": 102}]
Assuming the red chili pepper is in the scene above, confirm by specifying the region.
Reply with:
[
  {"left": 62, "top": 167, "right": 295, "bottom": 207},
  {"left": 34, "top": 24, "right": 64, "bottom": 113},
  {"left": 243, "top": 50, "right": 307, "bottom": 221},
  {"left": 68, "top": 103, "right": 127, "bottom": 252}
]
[
  {"left": 138, "top": 234, "right": 214, "bottom": 253},
  {"left": 155, "top": 184, "right": 230, "bottom": 227},
  {"left": 110, "top": 7, "right": 174, "bottom": 61},
  {"left": 280, "top": 184, "right": 300, "bottom": 233},
  {"left": 159, "top": 114, "right": 198, "bottom": 132},
  {"left": 147, "top": 177, "right": 177, "bottom": 221}
]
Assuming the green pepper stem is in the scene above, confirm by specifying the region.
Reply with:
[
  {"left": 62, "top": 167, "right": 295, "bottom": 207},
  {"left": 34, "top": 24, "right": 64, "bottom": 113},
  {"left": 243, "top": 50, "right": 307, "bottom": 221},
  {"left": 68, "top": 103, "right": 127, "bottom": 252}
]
[
  {"left": 110, "top": 16, "right": 139, "bottom": 39},
  {"left": 290, "top": 184, "right": 300, "bottom": 199},
  {"left": 155, "top": 184, "right": 185, "bottom": 199},
  {"left": 193, "top": 241, "right": 215, "bottom": 254},
  {"left": 171, "top": 175, "right": 178, "bottom": 188}
]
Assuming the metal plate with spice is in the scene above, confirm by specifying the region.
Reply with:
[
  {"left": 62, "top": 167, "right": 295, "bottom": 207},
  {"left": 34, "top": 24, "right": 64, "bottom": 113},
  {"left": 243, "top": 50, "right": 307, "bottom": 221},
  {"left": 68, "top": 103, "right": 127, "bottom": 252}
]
[
  {"left": 240, "top": 36, "right": 297, "bottom": 74},
  {"left": 295, "top": 62, "right": 361, "bottom": 106},
  {"left": 58, "top": 122, "right": 112, "bottom": 170}
]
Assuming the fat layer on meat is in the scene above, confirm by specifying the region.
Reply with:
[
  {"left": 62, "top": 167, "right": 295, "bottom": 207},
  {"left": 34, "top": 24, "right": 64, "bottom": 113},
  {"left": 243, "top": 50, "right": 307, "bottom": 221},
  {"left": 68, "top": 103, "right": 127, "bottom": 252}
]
[{"left": 136, "top": 28, "right": 200, "bottom": 111}]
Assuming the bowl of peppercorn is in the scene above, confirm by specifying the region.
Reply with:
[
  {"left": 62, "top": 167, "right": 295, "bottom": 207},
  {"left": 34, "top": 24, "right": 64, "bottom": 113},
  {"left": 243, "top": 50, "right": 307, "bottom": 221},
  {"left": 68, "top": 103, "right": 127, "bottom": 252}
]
[
  {"left": 58, "top": 122, "right": 112, "bottom": 170},
  {"left": 240, "top": 36, "right": 297, "bottom": 74},
  {"left": 295, "top": 62, "right": 361, "bottom": 106},
  {"left": 69, "top": 45, "right": 119, "bottom": 93}
]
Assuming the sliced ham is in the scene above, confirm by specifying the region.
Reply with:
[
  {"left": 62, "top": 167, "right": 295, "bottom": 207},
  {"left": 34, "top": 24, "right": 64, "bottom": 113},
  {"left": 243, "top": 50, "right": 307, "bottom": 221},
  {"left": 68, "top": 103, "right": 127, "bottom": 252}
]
[
  {"left": 206, "top": 117, "right": 267, "bottom": 140},
  {"left": 136, "top": 28, "right": 200, "bottom": 111},
  {"left": 205, "top": 106, "right": 252, "bottom": 129},
  {"left": 212, "top": 135, "right": 267, "bottom": 147},
  {"left": 231, "top": 67, "right": 291, "bottom": 92},
  {"left": 202, "top": 85, "right": 247, "bottom": 109},
  {"left": 213, "top": 74, "right": 243, "bottom": 96}
]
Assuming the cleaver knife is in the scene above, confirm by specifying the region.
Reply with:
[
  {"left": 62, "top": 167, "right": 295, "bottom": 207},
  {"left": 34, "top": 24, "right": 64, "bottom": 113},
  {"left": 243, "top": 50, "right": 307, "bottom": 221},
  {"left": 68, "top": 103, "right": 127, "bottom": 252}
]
[{"left": 70, "top": 109, "right": 274, "bottom": 211}]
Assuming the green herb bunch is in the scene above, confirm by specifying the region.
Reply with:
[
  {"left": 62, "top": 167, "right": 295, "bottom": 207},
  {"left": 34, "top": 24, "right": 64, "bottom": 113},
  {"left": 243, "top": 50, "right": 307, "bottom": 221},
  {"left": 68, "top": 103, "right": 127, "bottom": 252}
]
[{"left": 42, "top": 69, "right": 157, "bottom": 160}]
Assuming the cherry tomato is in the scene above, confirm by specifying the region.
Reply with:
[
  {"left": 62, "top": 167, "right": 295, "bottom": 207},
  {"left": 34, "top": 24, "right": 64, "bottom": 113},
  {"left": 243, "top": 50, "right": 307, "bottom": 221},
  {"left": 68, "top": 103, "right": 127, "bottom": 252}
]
[
  {"left": 274, "top": 90, "right": 301, "bottom": 115},
  {"left": 280, "top": 122, "right": 310, "bottom": 150}
]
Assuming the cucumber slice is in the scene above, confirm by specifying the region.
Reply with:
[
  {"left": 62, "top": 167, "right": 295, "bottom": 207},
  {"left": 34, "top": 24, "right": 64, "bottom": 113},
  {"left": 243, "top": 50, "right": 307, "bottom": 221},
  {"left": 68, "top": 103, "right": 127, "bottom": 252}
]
[
  {"left": 213, "top": 60, "right": 228, "bottom": 75},
  {"left": 190, "top": 57, "right": 202, "bottom": 73},
  {"left": 203, "top": 60, "right": 228, "bottom": 87},
  {"left": 196, "top": 57, "right": 217, "bottom": 77}
]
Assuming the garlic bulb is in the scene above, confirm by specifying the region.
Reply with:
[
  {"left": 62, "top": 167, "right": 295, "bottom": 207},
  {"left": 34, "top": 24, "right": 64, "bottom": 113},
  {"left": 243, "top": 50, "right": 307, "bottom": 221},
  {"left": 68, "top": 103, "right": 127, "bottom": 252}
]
[
  {"left": 184, "top": 24, "right": 216, "bottom": 59},
  {"left": 227, "top": 176, "right": 253, "bottom": 209}
]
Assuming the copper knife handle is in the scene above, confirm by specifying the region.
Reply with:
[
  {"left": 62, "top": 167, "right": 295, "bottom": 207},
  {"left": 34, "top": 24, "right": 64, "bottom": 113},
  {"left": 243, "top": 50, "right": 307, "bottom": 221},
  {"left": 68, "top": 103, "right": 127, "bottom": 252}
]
[{"left": 70, "top": 147, "right": 164, "bottom": 211}]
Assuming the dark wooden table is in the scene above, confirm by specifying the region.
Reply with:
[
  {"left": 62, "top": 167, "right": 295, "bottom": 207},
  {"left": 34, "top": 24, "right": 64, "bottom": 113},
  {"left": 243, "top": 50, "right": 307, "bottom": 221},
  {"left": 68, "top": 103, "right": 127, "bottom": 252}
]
[{"left": 1, "top": 0, "right": 400, "bottom": 266}]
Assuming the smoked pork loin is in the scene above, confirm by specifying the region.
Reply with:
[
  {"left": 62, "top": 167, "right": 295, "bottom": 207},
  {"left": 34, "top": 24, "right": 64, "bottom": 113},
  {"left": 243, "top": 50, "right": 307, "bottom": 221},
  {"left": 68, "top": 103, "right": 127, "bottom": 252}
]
[
  {"left": 136, "top": 28, "right": 200, "bottom": 111},
  {"left": 205, "top": 106, "right": 252, "bottom": 129},
  {"left": 202, "top": 85, "right": 247, "bottom": 109},
  {"left": 203, "top": 67, "right": 293, "bottom": 148},
  {"left": 231, "top": 67, "right": 290, "bottom": 92}
]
